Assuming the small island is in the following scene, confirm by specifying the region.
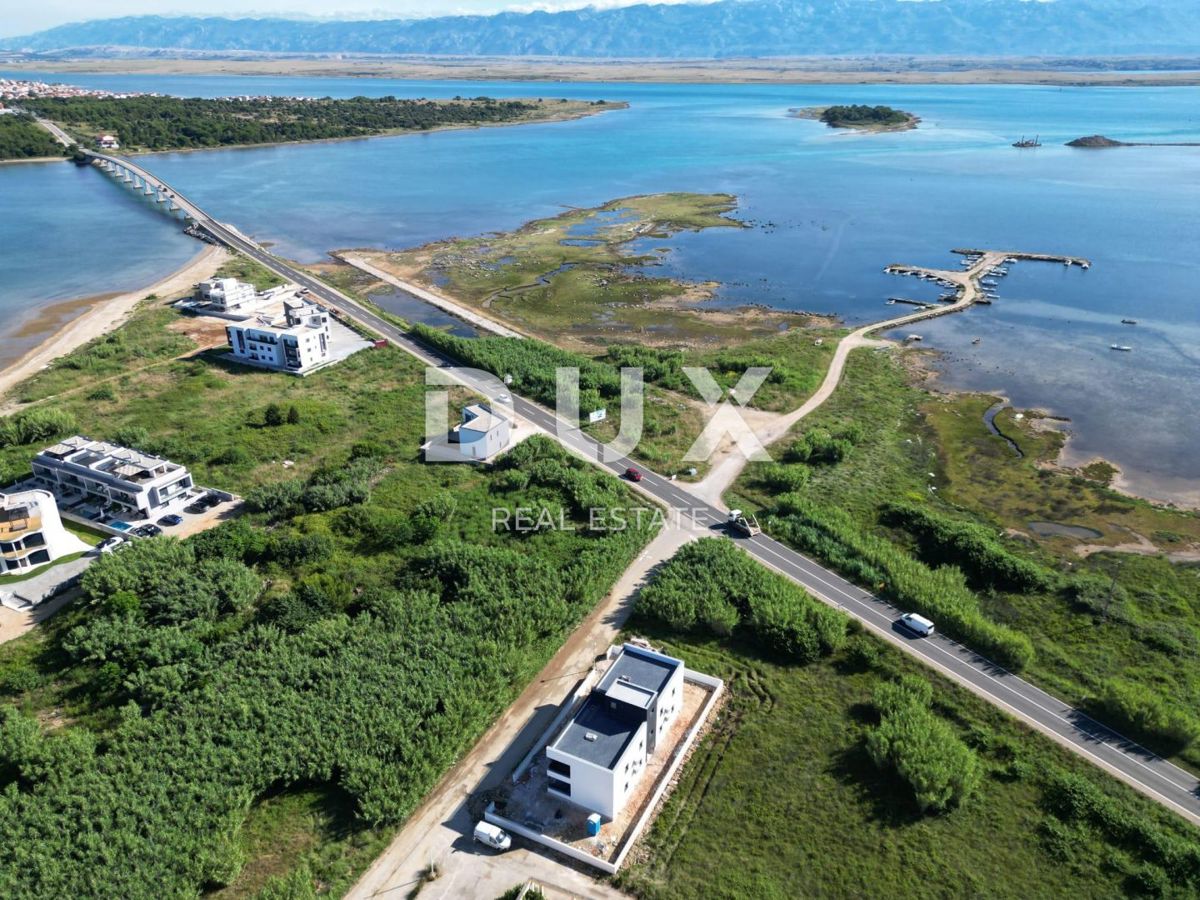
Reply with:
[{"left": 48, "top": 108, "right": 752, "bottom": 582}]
[
  {"left": 789, "top": 104, "right": 918, "bottom": 132},
  {"left": 1066, "top": 133, "right": 1200, "bottom": 148}
]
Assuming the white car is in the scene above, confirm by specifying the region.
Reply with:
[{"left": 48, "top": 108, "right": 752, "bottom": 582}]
[
  {"left": 898, "top": 612, "right": 935, "bottom": 637},
  {"left": 473, "top": 821, "right": 512, "bottom": 851},
  {"left": 96, "top": 536, "right": 127, "bottom": 554}
]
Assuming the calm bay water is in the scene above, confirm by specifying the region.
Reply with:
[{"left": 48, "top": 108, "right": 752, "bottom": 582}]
[{"left": 2, "top": 69, "right": 1199, "bottom": 501}]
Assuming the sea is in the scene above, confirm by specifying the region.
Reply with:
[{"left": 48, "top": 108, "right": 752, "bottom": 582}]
[{"left": 2, "top": 70, "right": 1198, "bottom": 502}]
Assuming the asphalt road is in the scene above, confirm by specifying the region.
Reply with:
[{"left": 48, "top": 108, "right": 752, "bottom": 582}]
[{"left": 88, "top": 150, "right": 1200, "bottom": 828}]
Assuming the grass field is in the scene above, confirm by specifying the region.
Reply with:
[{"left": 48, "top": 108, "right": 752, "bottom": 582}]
[
  {"left": 0, "top": 290, "right": 657, "bottom": 896},
  {"left": 618, "top": 627, "right": 1200, "bottom": 900},
  {"left": 729, "top": 347, "right": 1200, "bottom": 768},
  {"left": 353, "top": 193, "right": 832, "bottom": 352}
]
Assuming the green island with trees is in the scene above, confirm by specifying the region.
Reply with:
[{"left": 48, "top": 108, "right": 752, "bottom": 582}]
[
  {"left": 17, "top": 94, "right": 625, "bottom": 152},
  {"left": 790, "top": 104, "right": 919, "bottom": 131},
  {"left": 0, "top": 112, "right": 67, "bottom": 160}
]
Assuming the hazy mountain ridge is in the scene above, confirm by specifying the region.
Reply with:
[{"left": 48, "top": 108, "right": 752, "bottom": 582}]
[{"left": 5, "top": 0, "right": 1199, "bottom": 58}]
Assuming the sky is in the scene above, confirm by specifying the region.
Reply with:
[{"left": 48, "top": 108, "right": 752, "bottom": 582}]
[{"left": 2, "top": 0, "right": 710, "bottom": 40}]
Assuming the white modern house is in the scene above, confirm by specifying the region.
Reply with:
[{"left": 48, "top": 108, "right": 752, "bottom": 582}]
[
  {"left": 225, "top": 299, "right": 332, "bottom": 374},
  {"left": 95, "top": 133, "right": 119, "bottom": 149},
  {"left": 197, "top": 278, "right": 258, "bottom": 312},
  {"left": 545, "top": 643, "right": 685, "bottom": 820},
  {"left": 31, "top": 436, "right": 194, "bottom": 521},
  {"left": 451, "top": 404, "right": 512, "bottom": 461},
  {"left": 0, "top": 489, "right": 87, "bottom": 575}
]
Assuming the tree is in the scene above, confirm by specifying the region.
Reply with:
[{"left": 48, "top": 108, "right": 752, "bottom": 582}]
[
  {"left": 264, "top": 403, "right": 285, "bottom": 427},
  {"left": 286, "top": 405, "right": 301, "bottom": 425}
]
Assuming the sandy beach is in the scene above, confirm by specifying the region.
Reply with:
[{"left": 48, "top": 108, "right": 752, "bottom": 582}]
[{"left": 0, "top": 243, "right": 228, "bottom": 401}]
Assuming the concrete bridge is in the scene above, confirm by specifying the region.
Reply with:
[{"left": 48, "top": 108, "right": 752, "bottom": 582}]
[
  {"left": 64, "top": 146, "right": 1200, "bottom": 834},
  {"left": 87, "top": 151, "right": 201, "bottom": 223}
]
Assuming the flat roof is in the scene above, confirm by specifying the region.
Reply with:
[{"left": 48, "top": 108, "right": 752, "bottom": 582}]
[
  {"left": 598, "top": 644, "right": 682, "bottom": 698},
  {"left": 552, "top": 695, "right": 641, "bottom": 770}
]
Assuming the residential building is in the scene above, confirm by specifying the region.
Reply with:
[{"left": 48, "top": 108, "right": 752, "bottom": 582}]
[
  {"left": 225, "top": 299, "right": 331, "bottom": 374},
  {"left": 31, "top": 436, "right": 194, "bottom": 521},
  {"left": 197, "top": 277, "right": 258, "bottom": 312},
  {"left": 0, "top": 489, "right": 86, "bottom": 575},
  {"left": 451, "top": 403, "right": 512, "bottom": 461},
  {"left": 546, "top": 643, "right": 685, "bottom": 819},
  {"left": 95, "top": 133, "right": 119, "bottom": 149}
]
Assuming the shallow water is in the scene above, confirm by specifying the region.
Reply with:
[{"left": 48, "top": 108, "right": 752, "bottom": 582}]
[{"left": 3, "top": 70, "right": 1199, "bottom": 498}]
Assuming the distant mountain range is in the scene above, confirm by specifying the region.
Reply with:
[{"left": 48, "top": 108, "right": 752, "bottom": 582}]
[{"left": 6, "top": 0, "right": 1200, "bottom": 59}]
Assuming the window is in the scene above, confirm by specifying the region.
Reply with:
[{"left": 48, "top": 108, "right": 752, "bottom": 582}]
[
  {"left": 548, "top": 778, "right": 571, "bottom": 797},
  {"left": 548, "top": 760, "right": 571, "bottom": 778}
]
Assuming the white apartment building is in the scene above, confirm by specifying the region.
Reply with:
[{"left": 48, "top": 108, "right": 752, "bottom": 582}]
[
  {"left": 0, "top": 489, "right": 87, "bottom": 575},
  {"left": 32, "top": 436, "right": 194, "bottom": 521},
  {"left": 225, "top": 299, "right": 332, "bottom": 374},
  {"left": 197, "top": 277, "right": 258, "bottom": 312},
  {"left": 545, "top": 643, "right": 685, "bottom": 820}
]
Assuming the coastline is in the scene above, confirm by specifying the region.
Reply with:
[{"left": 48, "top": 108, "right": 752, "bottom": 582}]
[
  {"left": 34, "top": 100, "right": 628, "bottom": 161},
  {"left": 788, "top": 106, "right": 920, "bottom": 132},
  {"left": 6, "top": 57, "right": 1200, "bottom": 86},
  {"left": 0, "top": 243, "right": 228, "bottom": 402}
]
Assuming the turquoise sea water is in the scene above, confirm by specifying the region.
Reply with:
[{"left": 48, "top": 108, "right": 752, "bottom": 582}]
[{"left": 2, "top": 70, "right": 1199, "bottom": 500}]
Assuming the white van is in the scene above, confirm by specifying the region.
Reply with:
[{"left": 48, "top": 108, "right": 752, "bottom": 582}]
[
  {"left": 898, "top": 612, "right": 935, "bottom": 637},
  {"left": 474, "top": 821, "right": 512, "bottom": 851}
]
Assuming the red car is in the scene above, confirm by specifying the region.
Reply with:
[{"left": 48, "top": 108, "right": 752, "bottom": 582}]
[{"left": 625, "top": 467, "right": 643, "bottom": 482}]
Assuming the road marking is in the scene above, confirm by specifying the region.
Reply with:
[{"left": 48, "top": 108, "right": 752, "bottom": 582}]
[{"left": 90, "top": 152, "right": 1200, "bottom": 826}]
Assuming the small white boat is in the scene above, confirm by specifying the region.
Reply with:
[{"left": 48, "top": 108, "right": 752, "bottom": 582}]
[
  {"left": 905, "top": 334, "right": 924, "bottom": 342},
  {"left": 1110, "top": 344, "right": 1133, "bottom": 352}
]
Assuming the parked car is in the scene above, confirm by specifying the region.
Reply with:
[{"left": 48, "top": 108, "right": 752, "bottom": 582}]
[
  {"left": 158, "top": 514, "right": 184, "bottom": 527},
  {"left": 135, "top": 524, "right": 163, "bottom": 538},
  {"left": 185, "top": 501, "right": 207, "bottom": 514},
  {"left": 96, "top": 536, "right": 126, "bottom": 554},
  {"left": 898, "top": 612, "right": 936, "bottom": 637},
  {"left": 202, "top": 493, "right": 224, "bottom": 508},
  {"left": 473, "top": 821, "right": 511, "bottom": 852},
  {"left": 625, "top": 467, "right": 643, "bottom": 482}
]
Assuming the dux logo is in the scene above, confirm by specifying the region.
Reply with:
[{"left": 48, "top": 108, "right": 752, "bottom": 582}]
[{"left": 424, "top": 365, "right": 771, "bottom": 465}]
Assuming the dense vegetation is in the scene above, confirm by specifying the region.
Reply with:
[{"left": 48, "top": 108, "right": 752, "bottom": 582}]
[
  {"left": 866, "top": 675, "right": 981, "bottom": 813},
  {"left": 636, "top": 539, "right": 845, "bottom": 661},
  {"left": 730, "top": 349, "right": 1200, "bottom": 766},
  {"left": 881, "top": 501, "right": 1053, "bottom": 593},
  {"left": 411, "top": 323, "right": 621, "bottom": 414},
  {"left": 21, "top": 95, "right": 612, "bottom": 151},
  {"left": 0, "top": 291, "right": 656, "bottom": 895},
  {"left": 0, "top": 434, "right": 652, "bottom": 897},
  {"left": 768, "top": 494, "right": 1035, "bottom": 671},
  {"left": 820, "top": 104, "right": 912, "bottom": 128},
  {"left": 0, "top": 112, "right": 65, "bottom": 160},
  {"left": 619, "top": 553, "right": 1200, "bottom": 899}
]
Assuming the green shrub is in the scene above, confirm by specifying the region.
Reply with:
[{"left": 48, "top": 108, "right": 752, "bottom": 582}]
[
  {"left": 1090, "top": 679, "right": 1200, "bottom": 753},
  {"left": 0, "top": 407, "right": 76, "bottom": 448},
  {"left": 880, "top": 502, "right": 1053, "bottom": 592},
  {"left": 636, "top": 538, "right": 845, "bottom": 662},
  {"left": 865, "top": 675, "right": 981, "bottom": 813},
  {"left": 768, "top": 498, "right": 1034, "bottom": 671}
]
